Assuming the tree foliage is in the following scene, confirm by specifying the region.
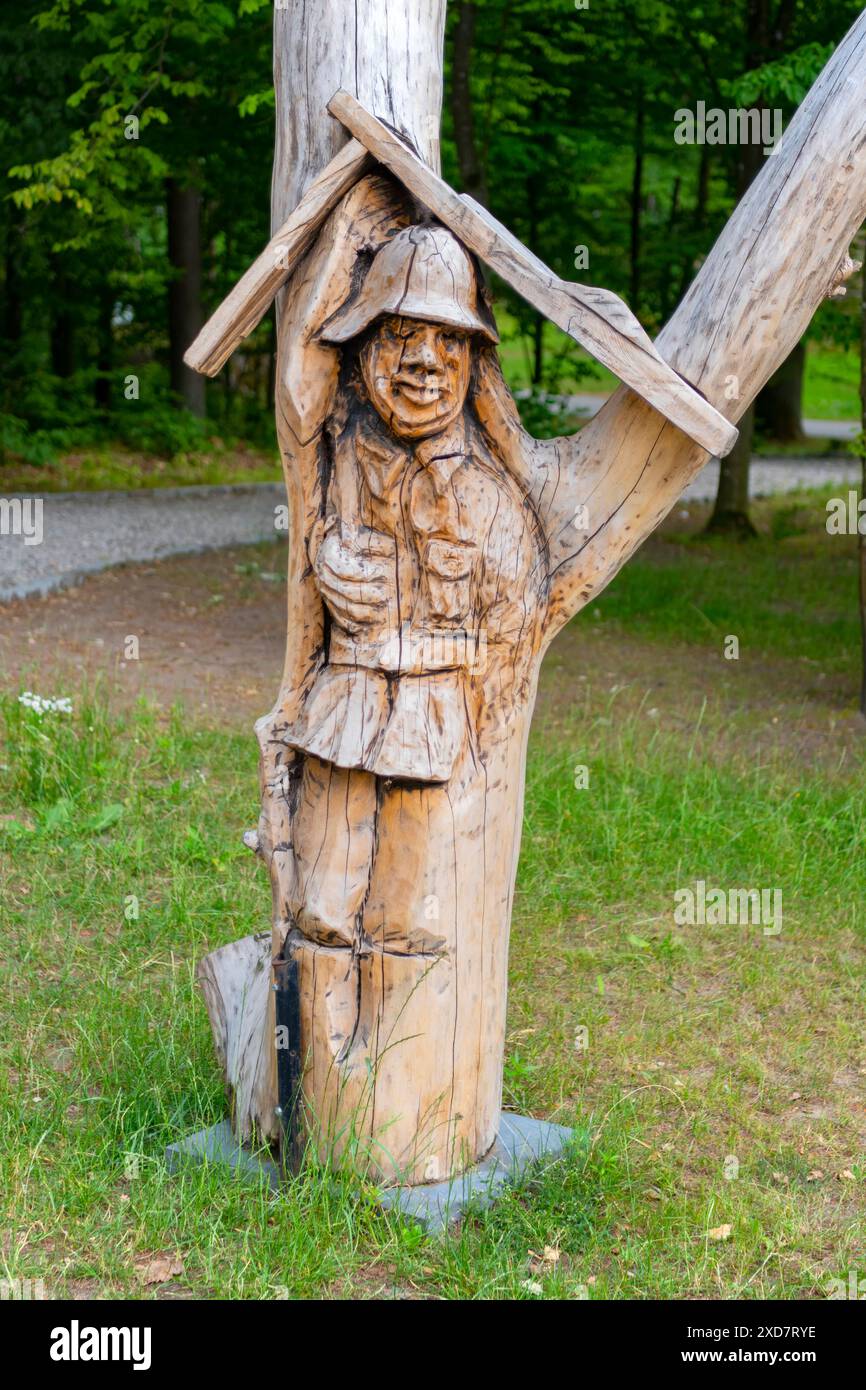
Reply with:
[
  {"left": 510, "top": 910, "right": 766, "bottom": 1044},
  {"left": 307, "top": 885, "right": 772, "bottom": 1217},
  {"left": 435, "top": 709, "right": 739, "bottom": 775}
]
[{"left": 1, "top": 0, "right": 863, "bottom": 462}]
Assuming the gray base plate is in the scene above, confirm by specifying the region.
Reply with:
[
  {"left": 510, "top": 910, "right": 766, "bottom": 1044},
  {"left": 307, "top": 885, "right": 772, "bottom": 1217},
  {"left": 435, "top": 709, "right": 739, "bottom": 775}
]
[{"left": 165, "top": 1112, "right": 573, "bottom": 1231}]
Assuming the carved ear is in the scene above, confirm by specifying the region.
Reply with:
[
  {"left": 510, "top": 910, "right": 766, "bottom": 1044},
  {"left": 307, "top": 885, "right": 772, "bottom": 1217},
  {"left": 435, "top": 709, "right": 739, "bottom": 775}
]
[{"left": 277, "top": 173, "right": 411, "bottom": 443}]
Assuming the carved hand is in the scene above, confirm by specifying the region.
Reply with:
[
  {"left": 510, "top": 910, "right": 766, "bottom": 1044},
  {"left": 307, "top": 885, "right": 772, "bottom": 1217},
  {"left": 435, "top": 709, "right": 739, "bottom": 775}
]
[{"left": 314, "top": 523, "right": 395, "bottom": 634}]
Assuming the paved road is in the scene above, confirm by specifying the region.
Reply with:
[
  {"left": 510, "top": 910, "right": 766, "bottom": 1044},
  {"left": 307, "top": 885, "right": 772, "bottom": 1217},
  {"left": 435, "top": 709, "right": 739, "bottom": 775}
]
[{"left": 1, "top": 457, "right": 861, "bottom": 602}]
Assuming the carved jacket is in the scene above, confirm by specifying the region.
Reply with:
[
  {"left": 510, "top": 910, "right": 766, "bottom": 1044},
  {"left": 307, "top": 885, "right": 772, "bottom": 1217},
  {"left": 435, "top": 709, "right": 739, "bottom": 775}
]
[{"left": 284, "top": 406, "right": 545, "bottom": 782}]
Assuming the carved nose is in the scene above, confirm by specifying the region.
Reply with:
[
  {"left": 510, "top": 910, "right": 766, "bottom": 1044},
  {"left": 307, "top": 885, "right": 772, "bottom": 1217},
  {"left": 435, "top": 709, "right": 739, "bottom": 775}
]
[{"left": 403, "top": 336, "right": 442, "bottom": 372}]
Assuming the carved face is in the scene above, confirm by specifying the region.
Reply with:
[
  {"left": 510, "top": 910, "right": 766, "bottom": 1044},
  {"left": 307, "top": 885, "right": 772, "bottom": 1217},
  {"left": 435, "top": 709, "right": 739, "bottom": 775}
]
[{"left": 360, "top": 316, "right": 471, "bottom": 440}]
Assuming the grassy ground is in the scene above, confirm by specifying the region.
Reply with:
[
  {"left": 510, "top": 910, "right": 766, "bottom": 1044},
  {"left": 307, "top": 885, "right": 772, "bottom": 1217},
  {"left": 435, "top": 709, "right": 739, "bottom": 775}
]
[
  {"left": 803, "top": 343, "right": 860, "bottom": 422},
  {"left": 0, "top": 442, "right": 280, "bottom": 495},
  {"left": 1, "top": 494, "right": 864, "bottom": 1300}
]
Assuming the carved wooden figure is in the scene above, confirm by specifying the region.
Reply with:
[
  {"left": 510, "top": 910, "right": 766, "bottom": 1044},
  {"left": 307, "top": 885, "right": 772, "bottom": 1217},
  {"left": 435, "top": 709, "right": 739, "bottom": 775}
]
[{"left": 188, "top": 2, "right": 866, "bottom": 1187}]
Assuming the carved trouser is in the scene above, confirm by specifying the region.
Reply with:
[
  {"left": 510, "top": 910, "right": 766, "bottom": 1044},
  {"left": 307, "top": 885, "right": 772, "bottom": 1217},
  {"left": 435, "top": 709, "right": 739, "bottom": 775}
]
[
  {"left": 281, "top": 720, "right": 528, "bottom": 1181},
  {"left": 288, "top": 754, "right": 447, "bottom": 955}
]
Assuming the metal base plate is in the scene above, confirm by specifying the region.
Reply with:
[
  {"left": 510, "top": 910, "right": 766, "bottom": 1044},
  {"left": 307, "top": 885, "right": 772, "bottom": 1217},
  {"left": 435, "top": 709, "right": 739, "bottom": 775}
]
[{"left": 165, "top": 1112, "right": 573, "bottom": 1231}]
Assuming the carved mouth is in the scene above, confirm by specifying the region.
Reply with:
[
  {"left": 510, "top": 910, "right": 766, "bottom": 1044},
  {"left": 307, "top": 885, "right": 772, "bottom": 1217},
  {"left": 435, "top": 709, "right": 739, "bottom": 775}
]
[{"left": 393, "top": 378, "right": 446, "bottom": 406}]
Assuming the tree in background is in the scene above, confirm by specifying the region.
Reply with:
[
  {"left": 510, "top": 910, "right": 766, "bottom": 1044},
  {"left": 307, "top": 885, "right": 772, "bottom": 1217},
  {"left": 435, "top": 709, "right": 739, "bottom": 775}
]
[
  {"left": 2, "top": 0, "right": 864, "bottom": 475},
  {"left": 2, "top": 0, "right": 274, "bottom": 456}
]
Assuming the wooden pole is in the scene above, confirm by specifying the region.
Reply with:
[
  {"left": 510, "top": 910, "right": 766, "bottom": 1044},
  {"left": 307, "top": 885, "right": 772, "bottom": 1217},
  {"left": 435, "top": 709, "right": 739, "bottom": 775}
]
[{"left": 271, "top": 0, "right": 445, "bottom": 228}]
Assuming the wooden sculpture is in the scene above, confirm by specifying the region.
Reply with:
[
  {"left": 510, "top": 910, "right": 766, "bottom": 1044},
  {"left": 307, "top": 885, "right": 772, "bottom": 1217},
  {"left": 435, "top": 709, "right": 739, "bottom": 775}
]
[{"left": 188, "top": 2, "right": 866, "bottom": 1187}]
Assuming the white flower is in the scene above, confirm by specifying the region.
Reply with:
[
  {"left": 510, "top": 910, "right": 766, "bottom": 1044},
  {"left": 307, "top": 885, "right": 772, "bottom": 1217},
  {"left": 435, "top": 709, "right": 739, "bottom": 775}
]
[{"left": 18, "top": 691, "right": 73, "bottom": 716}]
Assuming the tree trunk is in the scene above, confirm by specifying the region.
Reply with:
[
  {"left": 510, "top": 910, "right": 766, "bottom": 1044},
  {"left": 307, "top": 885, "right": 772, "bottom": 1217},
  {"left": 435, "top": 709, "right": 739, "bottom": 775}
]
[
  {"left": 199, "top": 0, "right": 452, "bottom": 1179},
  {"left": 4, "top": 216, "right": 22, "bottom": 349},
  {"left": 532, "top": 315, "right": 544, "bottom": 387},
  {"left": 706, "top": 135, "right": 764, "bottom": 535},
  {"left": 676, "top": 144, "right": 711, "bottom": 307},
  {"left": 451, "top": 1, "right": 487, "bottom": 206},
  {"left": 526, "top": 122, "right": 543, "bottom": 388},
  {"left": 661, "top": 175, "right": 680, "bottom": 321},
  {"left": 630, "top": 88, "right": 644, "bottom": 312},
  {"left": 49, "top": 257, "right": 75, "bottom": 379},
  {"left": 167, "top": 179, "right": 206, "bottom": 416},
  {"left": 755, "top": 340, "right": 805, "bottom": 442},
  {"left": 269, "top": 3, "right": 444, "bottom": 234},
  {"left": 707, "top": 0, "right": 785, "bottom": 533},
  {"left": 94, "top": 287, "right": 113, "bottom": 416},
  {"left": 707, "top": 403, "right": 757, "bottom": 536},
  {"left": 266, "top": 306, "right": 276, "bottom": 414}
]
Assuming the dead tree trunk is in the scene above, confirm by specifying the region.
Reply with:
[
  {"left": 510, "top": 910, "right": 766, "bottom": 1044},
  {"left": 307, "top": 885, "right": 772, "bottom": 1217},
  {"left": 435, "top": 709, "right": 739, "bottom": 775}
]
[
  {"left": 199, "top": 0, "right": 451, "bottom": 1177},
  {"left": 194, "top": 6, "right": 866, "bottom": 1186}
]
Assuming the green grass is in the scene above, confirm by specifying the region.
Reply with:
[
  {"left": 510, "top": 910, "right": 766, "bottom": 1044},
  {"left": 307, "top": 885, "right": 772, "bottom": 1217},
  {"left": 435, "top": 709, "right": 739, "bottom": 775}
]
[
  {"left": 0, "top": 443, "right": 280, "bottom": 494},
  {"left": 594, "top": 489, "right": 861, "bottom": 674},
  {"left": 2, "top": 506, "right": 865, "bottom": 1299},
  {"left": 803, "top": 343, "right": 860, "bottom": 422}
]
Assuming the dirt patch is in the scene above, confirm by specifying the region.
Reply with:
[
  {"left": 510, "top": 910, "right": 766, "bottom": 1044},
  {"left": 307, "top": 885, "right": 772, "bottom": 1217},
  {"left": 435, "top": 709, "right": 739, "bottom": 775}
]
[
  {"left": 0, "top": 542, "right": 288, "bottom": 729},
  {"left": 1, "top": 533, "right": 864, "bottom": 768}
]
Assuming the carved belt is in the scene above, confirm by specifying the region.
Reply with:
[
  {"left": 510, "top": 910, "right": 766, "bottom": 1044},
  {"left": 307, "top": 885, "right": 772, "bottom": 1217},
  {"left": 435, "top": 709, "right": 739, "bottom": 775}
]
[{"left": 329, "top": 625, "right": 486, "bottom": 676}]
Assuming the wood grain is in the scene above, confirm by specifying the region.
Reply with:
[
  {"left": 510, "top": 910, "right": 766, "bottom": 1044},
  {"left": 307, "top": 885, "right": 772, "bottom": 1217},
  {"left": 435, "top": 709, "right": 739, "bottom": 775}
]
[{"left": 271, "top": 0, "right": 446, "bottom": 231}]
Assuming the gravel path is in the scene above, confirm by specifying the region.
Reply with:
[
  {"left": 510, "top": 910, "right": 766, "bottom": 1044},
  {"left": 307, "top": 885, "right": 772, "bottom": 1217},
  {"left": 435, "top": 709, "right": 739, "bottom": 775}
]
[
  {"left": 0, "top": 482, "right": 284, "bottom": 602},
  {"left": 1, "top": 457, "right": 861, "bottom": 602},
  {"left": 679, "top": 455, "right": 860, "bottom": 504}
]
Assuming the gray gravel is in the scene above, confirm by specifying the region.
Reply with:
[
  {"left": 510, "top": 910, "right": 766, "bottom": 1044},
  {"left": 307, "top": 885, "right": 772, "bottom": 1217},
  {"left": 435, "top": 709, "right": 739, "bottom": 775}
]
[
  {"left": 1, "top": 458, "right": 861, "bottom": 603},
  {"left": 0, "top": 482, "right": 285, "bottom": 602},
  {"left": 679, "top": 455, "right": 860, "bottom": 504}
]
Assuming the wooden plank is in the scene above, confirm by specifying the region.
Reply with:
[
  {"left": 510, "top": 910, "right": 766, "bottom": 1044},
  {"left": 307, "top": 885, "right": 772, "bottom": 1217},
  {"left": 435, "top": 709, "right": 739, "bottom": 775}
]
[
  {"left": 183, "top": 139, "right": 370, "bottom": 377},
  {"left": 327, "top": 88, "right": 739, "bottom": 459},
  {"left": 197, "top": 933, "right": 277, "bottom": 1144}
]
